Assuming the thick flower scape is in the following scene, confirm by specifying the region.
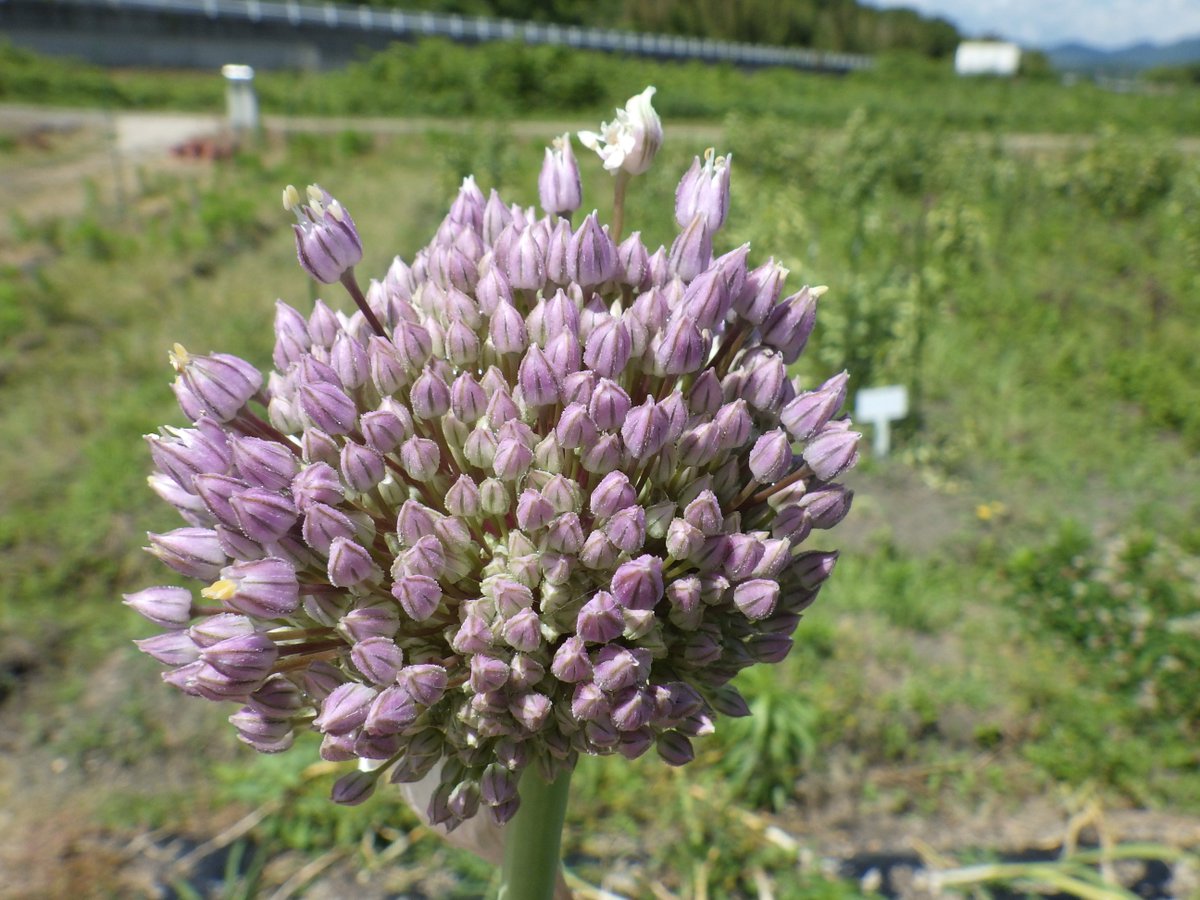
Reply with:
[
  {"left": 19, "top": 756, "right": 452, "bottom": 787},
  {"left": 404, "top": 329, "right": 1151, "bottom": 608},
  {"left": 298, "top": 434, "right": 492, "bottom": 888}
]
[{"left": 130, "top": 123, "right": 860, "bottom": 829}]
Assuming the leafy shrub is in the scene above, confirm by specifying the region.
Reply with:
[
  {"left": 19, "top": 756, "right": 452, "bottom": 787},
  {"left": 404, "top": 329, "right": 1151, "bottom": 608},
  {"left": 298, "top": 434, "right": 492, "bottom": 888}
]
[{"left": 1007, "top": 526, "right": 1200, "bottom": 733}]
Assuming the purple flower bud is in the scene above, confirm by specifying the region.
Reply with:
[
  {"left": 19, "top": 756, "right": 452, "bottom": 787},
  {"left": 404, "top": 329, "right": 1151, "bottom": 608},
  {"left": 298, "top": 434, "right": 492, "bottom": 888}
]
[
  {"left": 327, "top": 536, "right": 376, "bottom": 587},
  {"left": 315, "top": 682, "right": 377, "bottom": 735},
  {"left": 172, "top": 348, "right": 263, "bottom": 423},
  {"left": 246, "top": 675, "right": 305, "bottom": 719},
  {"left": 680, "top": 267, "right": 731, "bottom": 331},
  {"left": 488, "top": 300, "right": 528, "bottom": 356},
  {"left": 611, "top": 686, "right": 654, "bottom": 732},
  {"left": 780, "top": 371, "right": 848, "bottom": 441},
  {"left": 399, "top": 436, "right": 440, "bottom": 481},
  {"left": 351, "top": 636, "right": 404, "bottom": 685},
  {"left": 273, "top": 300, "right": 312, "bottom": 370},
  {"left": 147, "top": 527, "right": 226, "bottom": 580},
  {"left": 576, "top": 591, "right": 624, "bottom": 643},
  {"left": 409, "top": 368, "right": 451, "bottom": 420},
  {"left": 505, "top": 226, "right": 545, "bottom": 291},
  {"left": 445, "top": 475, "right": 481, "bottom": 519},
  {"left": 201, "top": 632, "right": 278, "bottom": 682},
  {"left": 688, "top": 369, "right": 723, "bottom": 417},
  {"left": 451, "top": 613, "right": 493, "bottom": 655},
  {"left": 513, "top": 489, "right": 552, "bottom": 532},
  {"left": 652, "top": 315, "right": 707, "bottom": 376},
  {"left": 123, "top": 585, "right": 193, "bottom": 628},
  {"left": 618, "top": 231, "right": 650, "bottom": 288},
  {"left": 470, "top": 654, "right": 510, "bottom": 694},
  {"left": 735, "top": 257, "right": 787, "bottom": 324},
  {"left": 575, "top": 530, "right": 615, "bottom": 570},
  {"left": 724, "top": 534, "right": 766, "bottom": 583},
  {"left": 796, "top": 484, "right": 854, "bottom": 529},
  {"left": 585, "top": 472, "right": 631, "bottom": 519},
  {"left": 488, "top": 437, "right": 531, "bottom": 482},
  {"left": 675, "top": 148, "right": 732, "bottom": 233},
  {"left": 742, "top": 351, "right": 789, "bottom": 412},
  {"left": 732, "top": 578, "right": 781, "bottom": 620},
  {"left": 212, "top": 557, "right": 300, "bottom": 617},
  {"left": 393, "top": 501, "right": 434, "bottom": 546},
  {"left": 749, "top": 429, "right": 793, "bottom": 483},
  {"left": 231, "top": 437, "right": 298, "bottom": 493},
  {"left": 328, "top": 770, "right": 377, "bottom": 806},
  {"left": 339, "top": 605, "right": 399, "bottom": 643},
  {"left": 287, "top": 184, "right": 363, "bottom": 284},
  {"left": 683, "top": 491, "right": 723, "bottom": 536},
  {"left": 230, "top": 488, "right": 297, "bottom": 544},
  {"left": 803, "top": 423, "right": 861, "bottom": 481},
  {"left": 391, "top": 319, "right": 434, "bottom": 373},
  {"left": 568, "top": 212, "right": 618, "bottom": 287},
  {"left": 135, "top": 630, "right": 201, "bottom": 666},
  {"left": 604, "top": 506, "right": 647, "bottom": 554},
  {"left": 339, "top": 440, "right": 385, "bottom": 493},
  {"left": 545, "top": 636, "right": 589, "bottom": 683},
  {"left": 609, "top": 555, "right": 664, "bottom": 611},
  {"left": 330, "top": 332, "right": 369, "bottom": 389},
  {"left": 621, "top": 396, "right": 669, "bottom": 460},
  {"left": 447, "top": 374, "right": 486, "bottom": 425},
  {"left": 230, "top": 706, "right": 295, "bottom": 753},
  {"left": 539, "top": 134, "right": 582, "bottom": 217},
  {"left": 516, "top": 344, "right": 558, "bottom": 408},
  {"left": 667, "top": 214, "right": 712, "bottom": 283},
  {"left": 543, "top": 512, "right": 585, "bottom": 554},
  {"left": 652, "top": 731, "right": 695, "bottom": 770},
  {"left": 509, "top": 691, "right": 552, "bottom": 732},
  {"left": 289, "top": 462, "right": 342, "bottom": 512},
  {"left": 463, "top": 427, "right": 498, "bottom": 469},
  {"left": 298, "top": 381, "right": 357, "bottom": 435},
  {"left": 391, "top": 574, "right": 442, "bottom": 622},
  {"left": 360, "top": 406, "right": 411, "bottom": 454},
  {"left": 761, "top": 286, "right": 819, "bottom": 364},
  {"left": 583, "top": 318, "right": 632, "bottom": 380},
  {"left": 391, "top": 665, "right": 444, "bottom": 708},
  {"left": 502, "top": 606, "right": 543, "bottom": 653}
]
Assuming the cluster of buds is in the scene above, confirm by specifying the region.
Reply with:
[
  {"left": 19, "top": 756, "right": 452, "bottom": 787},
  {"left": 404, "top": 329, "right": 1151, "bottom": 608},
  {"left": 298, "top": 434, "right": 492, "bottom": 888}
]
[{"left": 130, "top": 88, "right": 859, "bottom": 829}]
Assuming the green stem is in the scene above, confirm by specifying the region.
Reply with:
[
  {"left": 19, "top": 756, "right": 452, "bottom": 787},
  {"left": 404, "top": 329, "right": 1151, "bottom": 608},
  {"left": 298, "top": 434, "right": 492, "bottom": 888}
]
[
  {"left": 611, "top": 170, "right": 631, "bottom": 242},
  {"left": 497, "top": 768, "right": 572, "bottom": 900}
]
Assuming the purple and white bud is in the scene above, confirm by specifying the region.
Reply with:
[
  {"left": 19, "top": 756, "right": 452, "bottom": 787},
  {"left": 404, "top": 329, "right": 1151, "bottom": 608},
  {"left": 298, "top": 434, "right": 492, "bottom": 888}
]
[
  {"left": 803, "top": 423, "right": 861, "bottom": 481},
  {"left": 351, "top": 636, "right": 405, "bottom": 686},
  {"left": 576, "top": 591, "right": 624, "bottom": 644},
  {"left": 339, "top": 440, "right": 385, "bottom": 493},
  {"left": 327, "top": 536, "right": 376, "bottom": 587},
  {"left": 761, "top": 286, "right": 819, "bottom": 364},
  {"left": 610, "top": 555, "right": 664, "bottom": 611},
  {"left": 201, "top": 632, "right": 279, "bottom": 683},
  {"left": 667, "top": 214, "right": 712, "bottom": 283},
  {"left": 136, "top": 631, "right": 201, "bottom": 666},
  {"left": 539, "top": 133, "right": 582, "bottom": 217},
  {"left": 749, "top": 429, "right": 793, "bottom": 483},
  {"left": 286, "top": 184, "right": 363, "bottom": 284},
  {"left": 675, "top": 148, "right": 732, "bottom": 233},
  {"left": 314, "top": 682, "right": 376, "bottom": 735},
  {"left": 170, "top": 346, "right": 262, "bottom": 424},
  {"left": 567, "top": 213, "right": 619, "bottom": 287},
  {"left": 212, "top": 557, "right": 300, "bottom": 617},
  {"left": 230, "top": 488, "right": 297, "bottom": 544},
  {"left": 399, "top": 436, "right": 441, "bottom": 482},
  {"left": 147, "top": 527, "right": 226, "bottom": 581},
  {"left": 123, "top": 585, "right": 193, "bottom": 628}
]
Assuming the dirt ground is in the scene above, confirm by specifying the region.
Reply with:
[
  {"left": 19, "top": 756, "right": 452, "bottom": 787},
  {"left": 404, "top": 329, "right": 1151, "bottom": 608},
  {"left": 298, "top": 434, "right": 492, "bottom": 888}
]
[{"left": 2, "top": 107, "right": 1198, "bottom": 899}]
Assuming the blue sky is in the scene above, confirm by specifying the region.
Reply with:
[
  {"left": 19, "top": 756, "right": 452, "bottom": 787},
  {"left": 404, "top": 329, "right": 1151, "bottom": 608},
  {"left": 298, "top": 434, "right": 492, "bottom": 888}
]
[{"left": 863, "top": 0, "right": 1200, "bottom": 48}]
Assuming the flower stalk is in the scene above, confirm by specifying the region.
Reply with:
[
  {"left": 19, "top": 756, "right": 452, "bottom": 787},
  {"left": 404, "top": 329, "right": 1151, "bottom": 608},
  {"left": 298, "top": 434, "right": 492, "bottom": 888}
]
[{"left": 497, "top": 768, "right": 572, "bottom": 900}]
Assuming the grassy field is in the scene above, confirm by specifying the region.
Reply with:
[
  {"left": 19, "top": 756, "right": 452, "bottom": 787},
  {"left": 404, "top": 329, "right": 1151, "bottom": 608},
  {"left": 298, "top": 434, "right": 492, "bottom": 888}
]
[{"left": 1, "top": 58, "right": 1199, "bottom": 898}]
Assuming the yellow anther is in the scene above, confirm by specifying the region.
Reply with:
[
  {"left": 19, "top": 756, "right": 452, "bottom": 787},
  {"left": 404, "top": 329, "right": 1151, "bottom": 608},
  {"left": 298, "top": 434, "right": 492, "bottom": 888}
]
[
  {"left": 169, "top": 342, "right": 190, "bottom": 370},
  {"left": 282, "top": 184, "right": 301, "bottom": 211},
  {"left": 326, "top": 200, "right": 345, "bottom": 223},
  {"left": 810, "top": 285, "right": 829, "bottom": 299},
  {"left": 201, "top": 579, "right": 237, "bottom": 601},
  {"left": 306, "top": 184, "right": 324, "bottom": 205}
]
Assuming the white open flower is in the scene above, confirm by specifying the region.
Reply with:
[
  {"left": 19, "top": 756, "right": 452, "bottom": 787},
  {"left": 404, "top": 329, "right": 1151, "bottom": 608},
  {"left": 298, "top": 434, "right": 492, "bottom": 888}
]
[{"left": 578, "top": 86, "right": 663, "bottom": 176}]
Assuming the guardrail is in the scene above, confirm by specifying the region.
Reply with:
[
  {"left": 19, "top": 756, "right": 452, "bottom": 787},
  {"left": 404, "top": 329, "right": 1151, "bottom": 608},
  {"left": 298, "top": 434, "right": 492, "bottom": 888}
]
[{"left": 18, "top": 0, "right": 873, "bottom": 72}]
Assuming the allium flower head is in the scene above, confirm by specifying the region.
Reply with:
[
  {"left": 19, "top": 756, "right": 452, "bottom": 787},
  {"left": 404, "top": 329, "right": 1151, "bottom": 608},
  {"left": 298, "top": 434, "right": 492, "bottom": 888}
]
[
  {"left": 132, "top": 101, "right": 859, "bottom": 830},
  {"left": 578, "top": 86, "right": 663, "bottom": 176}
]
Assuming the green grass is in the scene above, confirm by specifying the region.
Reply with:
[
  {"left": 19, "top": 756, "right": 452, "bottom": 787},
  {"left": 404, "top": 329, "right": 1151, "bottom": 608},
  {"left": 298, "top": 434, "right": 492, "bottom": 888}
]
[{"left": 2, "top": 76, "right": 1199, "bottom": 896}]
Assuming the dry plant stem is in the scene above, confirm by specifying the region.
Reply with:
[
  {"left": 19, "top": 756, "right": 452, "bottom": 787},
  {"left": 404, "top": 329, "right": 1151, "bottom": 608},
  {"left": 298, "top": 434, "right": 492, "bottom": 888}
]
[{"left": 498, "top": 768, "right": 572, "bottom": 900}]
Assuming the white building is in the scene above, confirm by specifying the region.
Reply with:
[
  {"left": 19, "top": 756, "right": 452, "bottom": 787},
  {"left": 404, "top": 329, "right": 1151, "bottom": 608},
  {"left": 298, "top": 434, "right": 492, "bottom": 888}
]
[{"left": 954, "top": 41, "right": 1022, "bottom": 76}]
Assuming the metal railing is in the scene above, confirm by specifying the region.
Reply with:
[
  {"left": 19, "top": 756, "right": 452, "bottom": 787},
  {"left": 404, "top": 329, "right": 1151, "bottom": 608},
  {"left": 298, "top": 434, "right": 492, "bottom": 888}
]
[{"left": 25, "top": 0, "right": 873, "bottom": 72}]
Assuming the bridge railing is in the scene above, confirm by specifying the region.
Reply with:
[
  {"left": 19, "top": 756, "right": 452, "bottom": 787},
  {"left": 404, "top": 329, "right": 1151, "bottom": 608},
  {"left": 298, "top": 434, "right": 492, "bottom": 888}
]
[{"left": 33, "top": 0, "right": 873, "bottom": 72}]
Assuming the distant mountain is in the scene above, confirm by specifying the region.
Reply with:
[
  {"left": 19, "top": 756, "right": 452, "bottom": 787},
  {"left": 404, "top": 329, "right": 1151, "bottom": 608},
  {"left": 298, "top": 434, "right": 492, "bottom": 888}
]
[{"left": 1046, "top": 35, "right": 1200, "bottom": 72}]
